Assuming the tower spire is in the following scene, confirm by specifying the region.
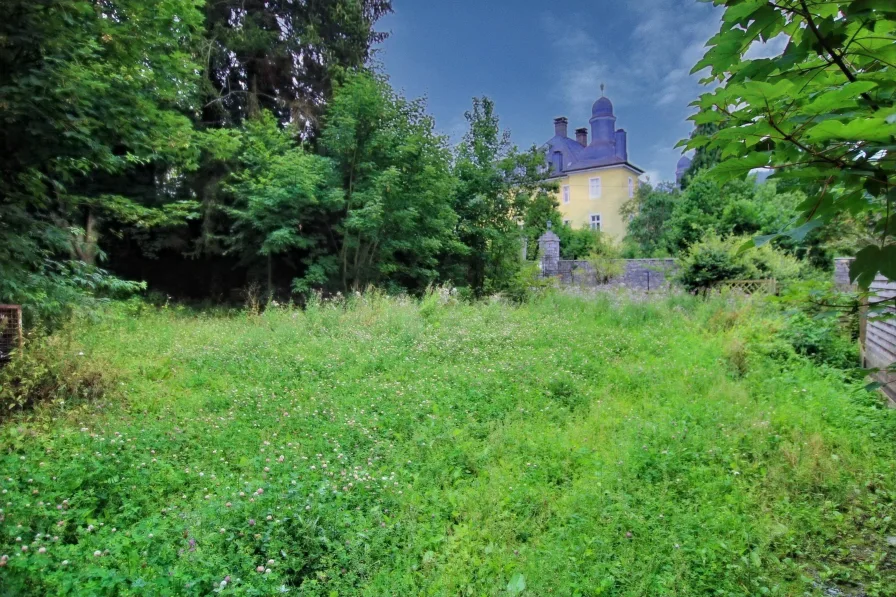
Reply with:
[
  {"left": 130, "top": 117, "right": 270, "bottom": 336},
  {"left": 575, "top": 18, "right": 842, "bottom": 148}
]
[{"left": 600, "top": 83, "right": 605, "bottom": 97}]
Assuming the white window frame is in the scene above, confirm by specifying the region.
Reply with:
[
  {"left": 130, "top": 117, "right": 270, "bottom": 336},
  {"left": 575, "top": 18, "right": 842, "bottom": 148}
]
[
  {"left": 590, "top": 214, "right": 601, "bottom": 231},
  {"left": 589, "top": 177, "right": 602, "bottom": 199},
  {"left": 628, "top": 177, "right": 634, "bottom": 198},
  {"left": 562, "top": 185, "right": 570, "bottom": 204}
]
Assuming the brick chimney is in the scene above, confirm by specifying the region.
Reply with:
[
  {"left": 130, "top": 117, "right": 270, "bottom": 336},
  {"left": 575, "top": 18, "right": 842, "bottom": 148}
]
[
  {"left": 553, "top": 117, "right": 568, "bottom": 138},
  {"left": 576, "top": 127, "right": 588, "bottom": 147}
]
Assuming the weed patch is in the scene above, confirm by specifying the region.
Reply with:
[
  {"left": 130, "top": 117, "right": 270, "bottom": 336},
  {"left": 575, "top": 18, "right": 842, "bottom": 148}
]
[{"left": 0, "top": 294, "right": 894, "bottom": 595}]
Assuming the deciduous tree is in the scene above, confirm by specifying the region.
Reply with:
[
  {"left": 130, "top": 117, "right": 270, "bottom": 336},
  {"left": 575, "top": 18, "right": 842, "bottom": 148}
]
[{"left": 685, "top": 0, "right": 895, "bottom": 287}]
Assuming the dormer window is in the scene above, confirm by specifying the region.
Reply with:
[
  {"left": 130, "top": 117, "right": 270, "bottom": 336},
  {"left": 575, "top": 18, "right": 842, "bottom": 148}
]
[{"left": 552, "top": 151, "right": 563, "bottom": 174}]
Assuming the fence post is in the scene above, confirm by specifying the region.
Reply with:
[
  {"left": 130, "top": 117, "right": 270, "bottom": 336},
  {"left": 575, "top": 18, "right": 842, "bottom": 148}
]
[{"left": 16, "top": 306, "right": 22, "bottom": 352}]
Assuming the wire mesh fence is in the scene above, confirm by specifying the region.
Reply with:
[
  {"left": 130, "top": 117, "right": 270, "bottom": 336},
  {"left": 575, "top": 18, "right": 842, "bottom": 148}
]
[{"left": 0, "top": 305, "right": 23, "bottom": 365}]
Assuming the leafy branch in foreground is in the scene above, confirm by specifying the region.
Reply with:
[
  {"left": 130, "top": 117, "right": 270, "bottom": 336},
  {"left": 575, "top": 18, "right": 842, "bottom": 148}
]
[{"left": 683, "top": 0, "right": 895, "bottom": 287}]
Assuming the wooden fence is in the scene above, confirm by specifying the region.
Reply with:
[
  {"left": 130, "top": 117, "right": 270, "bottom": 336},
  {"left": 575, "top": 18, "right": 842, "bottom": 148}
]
[
  {"left": 0, "top": 305, "right": 23, "bottom": 366},
  {"left": 714, "top": 279, "right": 778, "bottom": 295},
  {"left": 863, "top": 276, "right": 896, "bottom": 404}
]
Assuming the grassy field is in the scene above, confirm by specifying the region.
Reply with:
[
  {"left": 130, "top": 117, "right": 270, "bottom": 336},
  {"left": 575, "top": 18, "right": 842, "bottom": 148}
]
[{"left": 0, "top": 292, "right": 894, "bottom": 596}]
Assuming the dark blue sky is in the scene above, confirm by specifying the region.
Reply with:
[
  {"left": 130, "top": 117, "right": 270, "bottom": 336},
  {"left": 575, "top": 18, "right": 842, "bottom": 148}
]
[{"left": 377, "top": 0, "right": 782, "bottom": 182}]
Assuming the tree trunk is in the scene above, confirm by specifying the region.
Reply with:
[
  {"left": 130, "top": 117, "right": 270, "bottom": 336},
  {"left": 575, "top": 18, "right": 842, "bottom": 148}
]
[{"left": 72, "top": 208, "right": 98, "bottom": 265}]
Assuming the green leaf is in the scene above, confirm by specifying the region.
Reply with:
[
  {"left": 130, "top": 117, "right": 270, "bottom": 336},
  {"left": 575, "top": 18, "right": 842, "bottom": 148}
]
[
  {"left": 880, "top": 245, "right": 896, "bottom": 281},
  {"left": 723, "top": 0, "right": 766, "bottom": 24},
  {"left": 802, "top": 81, "right": 878, "bottom": 113},
  {"left": 710, "top": 153, "right": 770, "bottom": 181},
  {"left": 786, "top": 219, "right": 825, "bottom": 242},
  {"left": 804, "top": 118, "right": 895, "bottom": 143},
  {"left": 850, "top": 245, "right": 883, "bottom": 288},
  {"left": 507, "top": 573, "right": 526, "bottom": 595}
]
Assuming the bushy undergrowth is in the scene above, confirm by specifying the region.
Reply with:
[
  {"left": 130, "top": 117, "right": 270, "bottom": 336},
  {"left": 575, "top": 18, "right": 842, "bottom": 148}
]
[
  {"left": 678, "top": 234, "right": 807, "bottom": 292},
  {"left": 0, "top": 293, "right": 894, "bottom": 595},
  {"left": 0, "top": 328, "right": 112, "bottom": 416}
]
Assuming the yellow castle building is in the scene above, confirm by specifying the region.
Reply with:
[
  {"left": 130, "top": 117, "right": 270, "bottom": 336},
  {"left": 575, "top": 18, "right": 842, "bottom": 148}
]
[{"left": 544, "top": 90, "right": 643, "bottom": 239}]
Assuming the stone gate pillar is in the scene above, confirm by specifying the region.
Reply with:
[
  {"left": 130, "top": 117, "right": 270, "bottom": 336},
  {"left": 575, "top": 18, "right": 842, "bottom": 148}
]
[{"left": 538, "top": 221, "right": 561, "bottom": 276}]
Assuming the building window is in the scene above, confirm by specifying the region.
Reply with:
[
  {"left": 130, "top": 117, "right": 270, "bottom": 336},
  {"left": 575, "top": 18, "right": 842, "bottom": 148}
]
[
  {"left": 552, "top": 152, "right": 563, "bottom": 173},
  {"left": 590, "top": 214, "right": 601, "bottom": 231},
  {"left": 628, "top": 177, "right": 634, "bottom": 198},
  {"left": 589, "top": 177, "right": 602, "bottom": 199},
  {"left": 562, "top": 185, "right": 570, "bottom": 204},
  {"left": 563, "top": 219, "right": 571, "bottom": 227}
]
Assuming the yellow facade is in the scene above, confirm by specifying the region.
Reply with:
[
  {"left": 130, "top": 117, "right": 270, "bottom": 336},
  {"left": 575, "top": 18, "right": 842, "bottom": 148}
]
[{"left": 552, "top": 165, "right": 640, "bottom": 241}]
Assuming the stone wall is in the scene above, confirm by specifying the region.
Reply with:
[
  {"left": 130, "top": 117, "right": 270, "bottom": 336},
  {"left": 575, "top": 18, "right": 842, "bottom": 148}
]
[
  {"left": 536, "top": 225, "right": 677, "bottom": 291},
  {"left": 554, "top": 258, "right": 678, "bottom": 290},
  {"left": 834, "top": 257, "right": 855, "bottom": 288},
  {"left": 617, "top": 259, "right": 678, "bottom": 290}
]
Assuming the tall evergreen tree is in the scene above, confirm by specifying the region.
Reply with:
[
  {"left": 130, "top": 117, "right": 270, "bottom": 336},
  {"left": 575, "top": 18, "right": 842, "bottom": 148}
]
[{"left": 201, "top": 0, "right": 392, "bottom": 131}]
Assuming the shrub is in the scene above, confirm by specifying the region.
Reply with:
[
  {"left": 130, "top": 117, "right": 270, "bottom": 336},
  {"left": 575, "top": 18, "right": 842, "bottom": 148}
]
[
  {"left": 0, "top": 326, "right": 112, "bottom": 416},
  {"left": 1, "top": 260, "right": 145, "bottom": 332},
  {"left": 678, "top": 235, "right": 748, "bottom": 292},
  {"left": 586, "top": 233, "right": 624, "bottom": 284},
  {"left": 779, "top": 311, "right": 859, "bottom": 370},
  {"left": 679, "top": 234, "right": 806, "bottom": 292},
  {"left": 491, "top": 262, "right": 554, "bottom": 304}
]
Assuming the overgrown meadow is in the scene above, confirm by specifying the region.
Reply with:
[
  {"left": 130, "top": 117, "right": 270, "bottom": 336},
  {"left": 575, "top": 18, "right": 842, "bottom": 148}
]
[{"left": 1, "top": 293, "right": 894, "bottom": 595}]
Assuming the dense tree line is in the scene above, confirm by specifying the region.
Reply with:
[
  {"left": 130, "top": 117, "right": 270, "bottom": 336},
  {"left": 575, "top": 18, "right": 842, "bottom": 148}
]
[{"left": 1, "top": 0, "right": 555, "bottom": 324}]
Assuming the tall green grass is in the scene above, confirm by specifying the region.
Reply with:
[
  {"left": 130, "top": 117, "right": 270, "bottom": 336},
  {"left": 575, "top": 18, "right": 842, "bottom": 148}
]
[{"left": 0, "top": 293, "right": 893, "bottom": 595}]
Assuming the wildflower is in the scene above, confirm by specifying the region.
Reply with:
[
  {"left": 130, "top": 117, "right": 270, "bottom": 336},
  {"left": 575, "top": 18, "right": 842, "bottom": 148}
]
[
  {"left": 38, "top": 547, "right": 46, "bottom": 554},
  {"left": 21, "top": 546, "right": 28, "bottom": 552},
  {"left": 94, "top": 550, "right": 102, "bottom": 557},
  {"left": 256, "top": 566, "right": 265, "bottom": 573},
  {"left": 248, "top": 519, "right": 256, "bottom": 526}
]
